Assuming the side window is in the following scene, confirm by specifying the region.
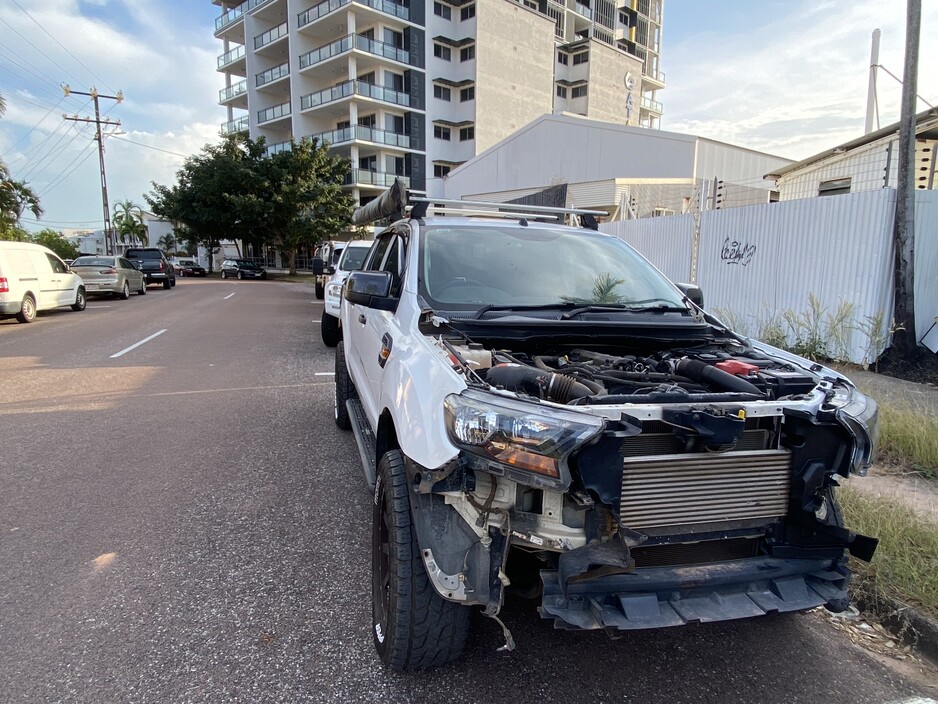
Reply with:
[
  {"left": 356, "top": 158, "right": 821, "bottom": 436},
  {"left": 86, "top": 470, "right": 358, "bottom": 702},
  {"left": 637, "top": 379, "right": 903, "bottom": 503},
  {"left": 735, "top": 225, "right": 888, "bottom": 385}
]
[
  {"left": 46, "top": 254, "right": 67, "bottom": 274},
  {"left": 364, "top": 235, "right": 392, "bottom": 272},
  {"left": 380, "top": 236, "right": 404, "bottom": 297}
]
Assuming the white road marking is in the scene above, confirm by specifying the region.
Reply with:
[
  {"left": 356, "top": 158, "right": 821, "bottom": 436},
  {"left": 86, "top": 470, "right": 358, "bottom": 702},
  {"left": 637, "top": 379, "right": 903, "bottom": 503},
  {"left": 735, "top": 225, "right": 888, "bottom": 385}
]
[
  {"left": 311, "top": 320, "right": 321, "bottom": 324},
  {"left": 110, "top": 329, "right": 167, "bottom": 359},
  {"left": 314, "top": 372, "right": 334, "bottom": 376},
  {"left": 223, "top": 293, "right": 236, "bottom": 300},
  {"left": 87, "top": 305, "right": 112, "bottom": 309}
]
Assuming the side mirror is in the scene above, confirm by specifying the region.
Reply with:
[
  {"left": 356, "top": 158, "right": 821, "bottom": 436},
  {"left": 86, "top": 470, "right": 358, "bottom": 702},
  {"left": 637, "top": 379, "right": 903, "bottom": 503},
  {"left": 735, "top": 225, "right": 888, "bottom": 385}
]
[
  {"left": 312, "top": 257, "right": 325, "bottom": 276},
  {"left": 676, "top": 282, "right": 704, "bottom": 308},
  {"left": 325, "top": 265, "right": 336, "bottom": 276},
  {"left": 345, "top": 270, "right": 395, "bottom": 310}
]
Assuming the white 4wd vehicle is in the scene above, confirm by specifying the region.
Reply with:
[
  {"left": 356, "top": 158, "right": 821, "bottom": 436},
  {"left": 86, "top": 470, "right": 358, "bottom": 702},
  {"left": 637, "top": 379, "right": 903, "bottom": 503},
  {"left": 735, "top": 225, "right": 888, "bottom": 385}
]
[
  {"left": 321, "top": 239, "right": 374, "bottom": 347},
  {"left": 336, "top": 182, "right": 878, "bottom": 671}
]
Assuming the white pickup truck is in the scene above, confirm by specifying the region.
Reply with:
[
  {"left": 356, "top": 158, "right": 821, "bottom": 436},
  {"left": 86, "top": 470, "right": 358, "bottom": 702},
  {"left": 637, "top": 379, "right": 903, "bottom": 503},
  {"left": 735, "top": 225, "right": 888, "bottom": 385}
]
[
  {"left": 335, "top": 181, "right": 879, "bottom": 671},
  {"left": 320, "top": 239, "right": 373, "bottom": 347}
]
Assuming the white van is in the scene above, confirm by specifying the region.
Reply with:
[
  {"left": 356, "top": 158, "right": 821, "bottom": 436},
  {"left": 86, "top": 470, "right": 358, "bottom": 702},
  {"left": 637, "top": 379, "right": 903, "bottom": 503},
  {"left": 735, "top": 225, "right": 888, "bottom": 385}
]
[{"left": 0, "top": 241, "right": 86, "bottom": 323}]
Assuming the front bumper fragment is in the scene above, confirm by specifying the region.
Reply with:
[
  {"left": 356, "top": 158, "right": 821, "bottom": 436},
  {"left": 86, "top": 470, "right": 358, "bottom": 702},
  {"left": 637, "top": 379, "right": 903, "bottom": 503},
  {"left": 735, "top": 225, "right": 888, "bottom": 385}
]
[{"left": 539, "top": 556, "right": 849, "bottom": 631}]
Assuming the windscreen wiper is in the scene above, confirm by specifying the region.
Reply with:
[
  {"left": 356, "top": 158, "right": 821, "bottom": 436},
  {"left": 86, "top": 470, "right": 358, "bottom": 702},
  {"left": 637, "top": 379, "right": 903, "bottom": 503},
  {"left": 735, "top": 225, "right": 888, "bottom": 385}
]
[{"left": 561, "top": 299, "right": 689, "bottom": 319}]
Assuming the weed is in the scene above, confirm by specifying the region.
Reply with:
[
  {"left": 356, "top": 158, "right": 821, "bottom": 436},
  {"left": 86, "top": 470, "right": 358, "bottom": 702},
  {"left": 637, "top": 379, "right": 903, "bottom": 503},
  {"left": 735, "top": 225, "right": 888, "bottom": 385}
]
[{"left": 875, "top": 404, "right": 938, "bottom": 479}]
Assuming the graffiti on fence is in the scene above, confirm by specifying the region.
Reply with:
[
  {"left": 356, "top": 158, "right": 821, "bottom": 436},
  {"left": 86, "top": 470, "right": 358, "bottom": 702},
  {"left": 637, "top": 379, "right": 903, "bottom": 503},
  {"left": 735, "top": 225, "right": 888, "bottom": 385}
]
[{"left": 720, "top": 237, "right": 757, "bottom": 267}]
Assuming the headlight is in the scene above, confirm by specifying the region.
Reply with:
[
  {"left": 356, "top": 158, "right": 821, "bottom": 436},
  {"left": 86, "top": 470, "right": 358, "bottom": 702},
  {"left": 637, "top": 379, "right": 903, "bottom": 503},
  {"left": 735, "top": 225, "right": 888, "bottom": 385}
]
[
  {"left": 444, "top": 389, "right": 604, "bottom": 488},
  {"left": 326, "top": 282, "right": 343, "bottom": 299},
  {"left": 826, "top": 384, "right": 879, "bottom": 476}
]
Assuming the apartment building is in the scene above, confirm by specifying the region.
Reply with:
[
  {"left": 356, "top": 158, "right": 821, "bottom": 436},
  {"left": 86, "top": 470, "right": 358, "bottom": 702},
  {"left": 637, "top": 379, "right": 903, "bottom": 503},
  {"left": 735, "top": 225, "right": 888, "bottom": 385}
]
[{"left": 212, "top": 0, "right": 665, "bottom": 202}]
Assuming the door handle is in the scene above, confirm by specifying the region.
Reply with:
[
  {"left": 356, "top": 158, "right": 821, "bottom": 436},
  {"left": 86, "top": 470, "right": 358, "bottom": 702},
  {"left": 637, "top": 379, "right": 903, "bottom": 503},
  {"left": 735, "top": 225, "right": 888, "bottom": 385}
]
[{"left": 358, "top": 314, "right": 367, "bottom": 324}]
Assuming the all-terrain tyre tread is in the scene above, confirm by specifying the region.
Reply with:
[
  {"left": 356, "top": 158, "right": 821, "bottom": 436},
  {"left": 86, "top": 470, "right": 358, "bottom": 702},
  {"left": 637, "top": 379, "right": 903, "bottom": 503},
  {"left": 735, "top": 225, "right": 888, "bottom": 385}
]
[{"left": 374, "top": 451, "right": 470, "bottom": 670}]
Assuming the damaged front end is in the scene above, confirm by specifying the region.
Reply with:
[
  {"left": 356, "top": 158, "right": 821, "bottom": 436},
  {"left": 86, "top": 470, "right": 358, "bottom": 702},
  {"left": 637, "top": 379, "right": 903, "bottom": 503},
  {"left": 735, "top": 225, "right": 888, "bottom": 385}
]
[{"left": 408, "top": 342, "right": 879, "bottom": 636}]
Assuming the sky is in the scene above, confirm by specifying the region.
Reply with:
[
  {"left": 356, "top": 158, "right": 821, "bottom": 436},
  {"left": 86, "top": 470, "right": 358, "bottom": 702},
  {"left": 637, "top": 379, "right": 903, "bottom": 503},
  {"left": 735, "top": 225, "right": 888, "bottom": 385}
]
[{"left": 0, "top": 0, "right": 935, "bottom": 233}]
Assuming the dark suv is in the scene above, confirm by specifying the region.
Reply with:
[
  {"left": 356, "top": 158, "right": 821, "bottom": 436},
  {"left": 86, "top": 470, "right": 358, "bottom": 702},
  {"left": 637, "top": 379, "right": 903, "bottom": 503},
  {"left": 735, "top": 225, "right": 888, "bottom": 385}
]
[
  {"left": 125, "top": 248, "right": 176, "bottom": 289},
  {"left": 221, "top": 259, "right": 267, "bottom": 280}
]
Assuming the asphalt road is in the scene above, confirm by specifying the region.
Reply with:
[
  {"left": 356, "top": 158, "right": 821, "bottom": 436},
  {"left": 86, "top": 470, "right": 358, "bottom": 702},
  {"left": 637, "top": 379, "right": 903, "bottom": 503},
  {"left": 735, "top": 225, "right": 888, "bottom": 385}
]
[{"left": 0, "top": 278, "right": 933, "bottom": 704}]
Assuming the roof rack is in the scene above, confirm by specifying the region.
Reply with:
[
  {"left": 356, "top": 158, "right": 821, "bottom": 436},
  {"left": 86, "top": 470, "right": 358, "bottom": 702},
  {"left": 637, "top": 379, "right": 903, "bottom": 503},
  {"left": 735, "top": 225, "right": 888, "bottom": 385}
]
[{"left": 350, "top": 178, "right": 607, "bottom": 229}]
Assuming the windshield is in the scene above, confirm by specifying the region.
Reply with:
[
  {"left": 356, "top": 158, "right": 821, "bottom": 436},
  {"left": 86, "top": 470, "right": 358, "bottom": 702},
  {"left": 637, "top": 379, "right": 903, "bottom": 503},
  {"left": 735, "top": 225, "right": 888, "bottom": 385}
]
[
  {"left": 339, "top": 245, "right": 370, "bottom": 272},
  {"left": 72, "top": 257, "right": 114, "bottom": 267},
  {"left": 419, "top": 225, "right": 684, "bottom": 310}
]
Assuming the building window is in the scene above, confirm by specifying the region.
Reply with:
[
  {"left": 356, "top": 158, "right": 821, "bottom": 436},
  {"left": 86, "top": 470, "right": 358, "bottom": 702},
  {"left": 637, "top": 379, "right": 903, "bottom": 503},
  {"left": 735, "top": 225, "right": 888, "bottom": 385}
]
[
  {"left": 571, "top": 84, "right": 588, "bottom": 98},
  {"left": 460, "top": 44, "right": 475, "bottom": 62},
  {"left": 433, "top": 1, "right": 451, "bottom": 19},
  {"left": 336, "top": 120, "right": 351, "bottom": 130},
  {"left": 460, "top": 4, "right": 475, "bottom": 20},
  {"left": 460, "top": 86, "right": 475, "bottom": 102},
  {"left": 459, "top": 126, "right": 475, "bottom": 141},
  {"left": 433, "top": 163, "right": 452, "bottom": 178},
  {"left": 556, "top": 85, "right": 567, "bottom": 98},
  {"left": 434, "top": 125, "right": 451, "bottom": 141},
  {"left": 818, "top": 177, "right": 851, "bottom": 196},
  {"left": 557, "top": 51, "right": 568, "bottom": 65},
  {"left": 573, "top": 51, "right": 589, "bottom": 65},
  {"left": 433, "top": 43, "right": 451, "bottom": 61},
  {"left": 433, "top": 84, "right": 451, "bottom": 101}
]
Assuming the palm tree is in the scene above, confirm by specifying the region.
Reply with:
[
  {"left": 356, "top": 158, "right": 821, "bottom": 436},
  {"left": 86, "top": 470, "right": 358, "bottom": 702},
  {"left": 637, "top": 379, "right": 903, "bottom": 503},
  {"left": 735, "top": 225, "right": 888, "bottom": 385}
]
[
  {"left": 157, "top": 233, "right": 176, "bottom": 254},
  {"left": 0, "top": 178, "right": 43, "bottom": 231},
  {"left": 113, "top": 200, "right": 148, "bottom": 247}
]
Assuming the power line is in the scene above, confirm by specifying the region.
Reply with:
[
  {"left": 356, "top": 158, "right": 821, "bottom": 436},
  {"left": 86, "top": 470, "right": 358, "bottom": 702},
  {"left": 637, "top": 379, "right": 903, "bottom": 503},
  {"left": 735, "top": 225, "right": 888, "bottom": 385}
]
[
  {"left": 0, "top": 15, "right": 84, "bottom": 89},
  {"left": 8, "top": 0, "right": 114, "bottom": 93},
  {"left": 111, "top": 135, "right": 189, "bottom": 158},
  {"left": 0, "top": 95, "right": 68, "bottom": 160},
  {"left": 39, "top": 142, "right": 101, "bottom": 198}
]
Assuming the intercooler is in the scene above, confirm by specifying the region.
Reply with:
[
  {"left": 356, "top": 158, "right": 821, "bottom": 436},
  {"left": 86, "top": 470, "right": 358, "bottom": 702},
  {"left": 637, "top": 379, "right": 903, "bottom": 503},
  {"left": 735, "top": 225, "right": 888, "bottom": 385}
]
[{"left": 619, "top": 449, "right": 792, "bottom": 532}]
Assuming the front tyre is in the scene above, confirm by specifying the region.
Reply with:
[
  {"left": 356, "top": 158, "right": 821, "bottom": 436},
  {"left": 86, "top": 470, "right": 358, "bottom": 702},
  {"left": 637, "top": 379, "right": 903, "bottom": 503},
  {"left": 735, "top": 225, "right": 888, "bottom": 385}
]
[
  {"left": 71, "top": 287, "right": 86, "bottom": 311},
  {"left": 315, "top": 281, "right": 324, "bottom": 299},
  {"left": 321, "top": 313, "right": 340, "bottom": 347},
  {"left": 372, "top": 450, "right": 471, "bottom": 671},
  {"left": 334, "top": 341, "right": 356, "bottom": 430}
]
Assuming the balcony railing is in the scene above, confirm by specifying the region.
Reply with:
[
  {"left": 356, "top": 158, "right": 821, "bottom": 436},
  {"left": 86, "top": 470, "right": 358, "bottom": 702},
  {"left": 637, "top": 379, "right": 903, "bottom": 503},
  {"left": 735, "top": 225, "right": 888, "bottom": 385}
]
[
  {"left": 345, "top": 170, "right": 409, "bottom": 188},
  {"left": 217, "top": 44, "right": 246, "bottom": 69},
  {"left": 574, "top": 2, "right": 592, "bottom": 20},
  {"left": 265, "top": 140, "right": 293, "bottom": 155},
  {"left": 222, "top": 115, "right": 250, "bottom": 134},
  {"left": 299, "top": 34, "right": 409, "bottom": 71},
  {"left": 313, "top": 124, "right": 411, "bottom": 148},
  {"left": 246, "top": 0, "right": 276, "bottom": 12},
  {"left": 300, "top": 79, "right": 410, "bottom": 110},
  {"left": 644, "top": 68, "right": 666, "bottom": 84},
  {"left": 297, "top": 0, "right": 408, "bottom": 29},
  {"left": 258, "top": 101, "right": 291, "bottom": 123},
  {"left": 255, "top": 22, "right": 288, "bottom": 50},
  {"left": 219, "top": 79, "right": 248, "bottom": 102},
  {"left": 257, "top": 62, "right": 290, "bottom": 87},
  {"left": 641, "top": 96, "right": 663, "bottom": 113},
  {"left": 215, "top": 4, "right": 244, "bottom": 32}
]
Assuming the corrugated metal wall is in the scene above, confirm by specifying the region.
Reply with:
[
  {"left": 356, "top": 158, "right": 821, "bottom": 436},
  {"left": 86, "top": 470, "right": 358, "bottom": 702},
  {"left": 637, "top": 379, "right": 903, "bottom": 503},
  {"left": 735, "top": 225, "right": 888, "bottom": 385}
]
[{"left": 602, "top": 189, "right": 938, "bottom": 364}]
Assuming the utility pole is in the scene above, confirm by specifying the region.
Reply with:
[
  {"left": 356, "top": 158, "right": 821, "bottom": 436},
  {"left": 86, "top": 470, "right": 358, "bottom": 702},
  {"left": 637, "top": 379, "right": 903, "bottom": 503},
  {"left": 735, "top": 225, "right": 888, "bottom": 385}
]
[
  {"left": 892, "top": 0, "right": 920, "bottom": 361},
  {"left": 864, "top": 29, "right": 881, "bottom": 134},
  {"left": 63, "top": 86, "right": 123, "bottom": 255}
]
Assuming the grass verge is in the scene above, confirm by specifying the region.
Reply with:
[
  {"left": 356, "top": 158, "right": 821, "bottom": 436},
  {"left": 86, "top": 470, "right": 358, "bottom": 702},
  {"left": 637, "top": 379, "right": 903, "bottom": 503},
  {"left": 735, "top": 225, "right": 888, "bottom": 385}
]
[
  {"left": 875, "top": 404, "right": 938, "bottom": 479},
  {"left": 839, "top": 485, "right": 938, "bottom": 620}
]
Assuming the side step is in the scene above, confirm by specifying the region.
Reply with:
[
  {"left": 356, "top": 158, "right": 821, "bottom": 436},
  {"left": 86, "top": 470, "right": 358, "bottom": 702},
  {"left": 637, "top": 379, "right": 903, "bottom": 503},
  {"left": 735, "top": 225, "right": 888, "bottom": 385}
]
[{"left": 347, "top": 398, "right": 377, "bottom": 493}]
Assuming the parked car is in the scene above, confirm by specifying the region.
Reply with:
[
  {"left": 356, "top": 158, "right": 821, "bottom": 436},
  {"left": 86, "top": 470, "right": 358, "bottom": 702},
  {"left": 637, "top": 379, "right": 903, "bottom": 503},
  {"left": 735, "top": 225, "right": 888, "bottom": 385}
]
[
  {"left": 312, "top": 241, "right": 343, "bottom": 299},
  {"left": 0, "top": 241, "right": 86, "bottom": 323},
  {"left": 173, "top": 258, "right": 207, "bottom": 277},
  {"left": 125, "top": 248, "right": 176, "bottom": 289},
  {"left": 70, "top": 255, "right": 147, "bottom": 299},
  {"left": 321, "top": 239, "right": 374, "bottom": 347},
  {"left": 335, "top": 180, "right": 880, "bottom": 670},
  {"left": 221, "top": 259, "right": 267, "bottom": 280}
]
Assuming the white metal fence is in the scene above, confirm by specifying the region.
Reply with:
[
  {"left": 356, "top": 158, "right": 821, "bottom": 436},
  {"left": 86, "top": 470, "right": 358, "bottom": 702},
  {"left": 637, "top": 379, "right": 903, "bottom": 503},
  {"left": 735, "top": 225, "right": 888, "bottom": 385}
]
[{"left": 601, "top": 188, "right": 938, "bottom": 364}]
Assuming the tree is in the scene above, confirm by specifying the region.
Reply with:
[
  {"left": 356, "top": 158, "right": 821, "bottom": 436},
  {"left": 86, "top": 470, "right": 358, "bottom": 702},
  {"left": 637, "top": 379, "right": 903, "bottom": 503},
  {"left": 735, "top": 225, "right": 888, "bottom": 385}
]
[
  {"left": 156, "top": 233, "right": 176, "bottom": 254},
  {"left": 113, "top": 200, "right": 148, "bottom": 247},
  {"left": 33, "top": 228, "right": 79, "bottom": 260}
]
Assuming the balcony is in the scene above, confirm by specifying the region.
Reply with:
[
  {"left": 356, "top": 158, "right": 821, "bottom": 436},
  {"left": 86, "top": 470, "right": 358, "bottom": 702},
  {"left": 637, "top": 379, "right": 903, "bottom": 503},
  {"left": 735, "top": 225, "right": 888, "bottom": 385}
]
[
  {"left": 643, "top": 67, "right": 666, "bottom": 87},
  {"left": 219, "top": 79, "right": 248, "bottom": 102},
  {"left": 255, "top": 22, "right": 288, "bottom": 50},
  {"left": 215, "top": 4, "right": 244, "bottom": 33},
  {"left": 299, "top": 34, "right": 409, "bottom": 71},
  {"left": 297, "top": 0, "right": 409, "bottom": 30},
  {"left": 641, "top": 96, "right": 663, "bottom": 114},
  {"left": 265, "top": 140, "right": 293, "bottom": 155},
  {"left": 257, "top": 62, "right": 290, "bottom": 87},
  {"left": 300, "top": 79, "right": 411, "bottom": 111},
  {"left": 258, "top": 101, "right": 291, "bottom": 124},
  {"left": 222, "top": 115, "right": 250, "bottom": 134},
  {"left": 245, "top": 0, "right": 277, "bottom": 12},
  {"left": 313, "top": 124, "right": 411, "bottom": 149},
  {"left": 574, "top": 2, "right": 592, "bottom": 20},
  {"left": 345, "top": 170, "right": 409, "bottom": 188},
  {"left": 217, "top": 44, "right": 246, "bottom": 70}
]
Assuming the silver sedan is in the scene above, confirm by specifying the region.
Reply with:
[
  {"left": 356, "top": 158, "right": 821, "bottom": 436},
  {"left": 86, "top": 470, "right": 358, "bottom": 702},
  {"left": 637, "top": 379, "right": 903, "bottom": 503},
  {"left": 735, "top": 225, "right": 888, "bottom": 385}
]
[{"left": 70, "top": 256, "right": 147, "bottom": 299}]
